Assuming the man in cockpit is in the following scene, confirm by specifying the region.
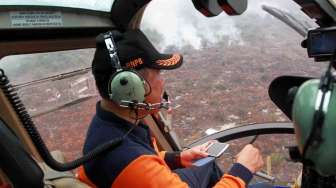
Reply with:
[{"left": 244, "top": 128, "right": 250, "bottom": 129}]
[{"left": 78, "top": 29, "right": 265, "bottom": 188}]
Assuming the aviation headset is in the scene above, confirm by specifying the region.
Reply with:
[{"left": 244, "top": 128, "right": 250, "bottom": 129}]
[
  {"left": 103, "top": 31, "right": 170, "bottom": 111},
  {"left": 103, "top": 31, "right": 146, "bottom": 107},
  {"left": 292, "top": 55, "right": 336, "bottom": 175}
]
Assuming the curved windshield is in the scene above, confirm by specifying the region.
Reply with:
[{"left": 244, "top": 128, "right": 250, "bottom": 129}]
[
  {"left": 0, "top": 0, "right": 328, "bottom": 177},
  {"left": 142, "top": 0, "right": 324, "bottom": 146},
  {"left": 141, "top": 0, "right": 323, "bottom": 183},
  {"left": 2, "top": 0, "right": 114, "bottom": 12}
]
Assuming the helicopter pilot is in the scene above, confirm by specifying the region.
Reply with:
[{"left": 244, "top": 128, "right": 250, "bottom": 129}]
[{"left": 77, "top": 29, "right": 266, "bottom": 188}]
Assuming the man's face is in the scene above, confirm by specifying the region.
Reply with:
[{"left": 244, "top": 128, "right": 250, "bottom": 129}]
[{"left": 140, "top": 68, "right": 165, "bottom": 114}]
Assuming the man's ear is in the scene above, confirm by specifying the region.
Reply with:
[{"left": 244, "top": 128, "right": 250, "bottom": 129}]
[
  {"left": 144, "top": 79, "right": 152, "bottom": 97},
  {"left": 136, "top": 68, "right": 152, "bottom": 97}
]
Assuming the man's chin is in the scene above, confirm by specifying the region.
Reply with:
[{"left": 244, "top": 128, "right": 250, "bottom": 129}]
[
  {"left": 137, "top": 108, "right": 160, "bottom": 117},
  {"left": 148, "top": 108, "right": 160, "bottom": 115}
]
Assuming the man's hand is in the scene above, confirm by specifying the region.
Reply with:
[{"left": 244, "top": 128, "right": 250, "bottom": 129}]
[
  {"left": 235, "top": 144, "right": 264, "bottom": 173},
  {"left": 180, "top": 140, "right": 217, "bottom": 167}
]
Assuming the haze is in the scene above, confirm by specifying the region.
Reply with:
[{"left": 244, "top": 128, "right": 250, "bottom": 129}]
[{"left": 142, "top": 0, "right": 314, "bottom": 50}]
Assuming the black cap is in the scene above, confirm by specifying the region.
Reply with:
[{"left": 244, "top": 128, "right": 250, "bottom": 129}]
[
  {"left": 92, "top": 29, "right": 183, "bottom": 99},
  {"left": 93, "top": 29, "right": 183, "bottom": 70}
]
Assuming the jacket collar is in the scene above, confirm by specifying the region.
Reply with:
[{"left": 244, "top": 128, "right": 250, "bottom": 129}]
[{"left": 95, "top": 102, "right": 151, "bottom": 143}]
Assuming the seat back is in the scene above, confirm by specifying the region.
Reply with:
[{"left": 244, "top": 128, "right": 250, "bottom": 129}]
[{"left": 0, "top": 119, "right": 44, "bottom": 188}]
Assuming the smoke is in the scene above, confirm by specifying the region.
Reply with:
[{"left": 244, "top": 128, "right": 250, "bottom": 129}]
[
  {"left": 141, "top": 0, "right": 310, "bottom": 51},
  {"left": 141, "top": 0, "right": 239, "bottom": 50}
]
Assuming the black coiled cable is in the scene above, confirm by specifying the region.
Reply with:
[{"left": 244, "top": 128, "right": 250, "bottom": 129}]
[{"left": 0, "top": 68, "right": 123, "bottom": 171}]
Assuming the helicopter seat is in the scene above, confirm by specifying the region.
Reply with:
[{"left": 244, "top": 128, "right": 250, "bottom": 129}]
[
  {"left": 0, "top": 119, "right": 44, "bottom": 188},
  {"left": 0, "top": 119, "right": 89, "bottom": 188},
  {"left": 39, "top": 150, "right": 91, "bottom": 188}
]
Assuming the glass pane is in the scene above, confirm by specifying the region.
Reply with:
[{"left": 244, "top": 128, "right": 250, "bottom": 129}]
[
  {"left": 0, "top": 49, "right": 94, "bottom": 85},
  {"left": 218, "top": 134, "right": 302, "bottom": 185},
  {"left": 2, "top": 0, "right": 114, "bottom": 12},
  {"left": 0, "top": 49, "right": 98, "bottom": 160},
  {"left": 142, "top": 0, "right": 325, "bottom": 146}
]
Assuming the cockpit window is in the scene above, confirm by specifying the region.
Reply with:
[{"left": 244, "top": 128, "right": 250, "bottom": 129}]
[
  {"left": 2, "top": 0, "right": 115, "bottom": 12},
  {"left": 0, "top": 49, "right": 95, "bottom": 85},
  {"left": 0, "top": 49, "right": 97, "bottom": 160},
  {"left": 142, "top": 0, "right": 324, "bottom": 146}
]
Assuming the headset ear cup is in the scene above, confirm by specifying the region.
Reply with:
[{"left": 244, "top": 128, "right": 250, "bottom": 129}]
[
  {"left": 108, "top": 70, "right": 146, "bottom": 105},
  {"left": 292, "top": 80, "right": 318, "bottom": 150},
  {"left": 293, "top": 78, "right": 336, "bottom": 175}
]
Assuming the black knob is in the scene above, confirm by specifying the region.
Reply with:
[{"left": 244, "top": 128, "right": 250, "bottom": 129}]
[{"left": 120, "top": 78, "right": 128, "bottom": 86}]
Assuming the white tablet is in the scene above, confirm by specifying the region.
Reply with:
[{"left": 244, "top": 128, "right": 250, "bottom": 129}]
[{"left": 207, "top": 142, "right": 230, "bottom": 158}]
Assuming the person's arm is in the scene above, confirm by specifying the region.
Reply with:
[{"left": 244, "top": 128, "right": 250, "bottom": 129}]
[
  {"left": 152, "top": 136, "right": 184, "bottom": 169},
  {"left": 111, "top": 155, "right": 246, "bottom": 188},
  {"left": 157, "top": 141, "right": 210, "bottom": 170},
  {"left": 227, "top": 163, "right": 253, "bottom": 185},
  {"left": 159, "top": 151, "right": 184, "bottom": 169},
  {"left": 227, "top": 144, "right": 264, "bottom": 186},
  {"left": 158, "top": 140, "right": 215, "bottom": 169}
]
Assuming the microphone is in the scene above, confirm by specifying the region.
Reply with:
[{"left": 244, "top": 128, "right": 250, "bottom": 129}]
[
  {"left": 119, "top": 91, "right": 172, "bottom": 111},
  {"left": 119, "top": 101, "right": 171, "bottom": 110}
]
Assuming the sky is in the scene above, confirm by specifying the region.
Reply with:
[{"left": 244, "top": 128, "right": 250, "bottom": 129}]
[
  {"left": 141, "top": 0, "right": 311, "bottom": 50},
  {"left": 4, "top": 0, "right": 114, "bottom": 12}
]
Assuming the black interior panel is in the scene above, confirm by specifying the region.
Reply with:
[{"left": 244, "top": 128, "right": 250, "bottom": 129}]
[
  {"left": 111, "top": 0, "right": 151, "bottom": 30},
  {"left": 268, "top": 75, "right": 313, "bottom": 120}
]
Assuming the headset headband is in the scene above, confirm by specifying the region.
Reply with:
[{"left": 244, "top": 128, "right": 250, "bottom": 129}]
[{"left": 103, "top": 31, "right": 122, "bottom": 71}]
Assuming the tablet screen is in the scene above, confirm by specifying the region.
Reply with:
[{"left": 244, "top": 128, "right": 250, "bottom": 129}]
[{"left": 207, "top": 142, "right": 230, "bottom": 157}]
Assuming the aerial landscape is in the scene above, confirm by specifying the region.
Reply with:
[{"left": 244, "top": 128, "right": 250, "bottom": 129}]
[{"left": 0, "top": 0, "right": 328, "bottom": 183}]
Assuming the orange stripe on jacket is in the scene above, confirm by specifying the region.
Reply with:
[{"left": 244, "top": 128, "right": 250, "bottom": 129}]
[
  {"left": 151, "top": 135, "right": 167, "bottom": 159},
  {"left": 111, "top": 155, "right": 246, "bottom": 188},
  {"left": 77, "top": 165, "right": 97, "bottom": 188},
  {"left": 216, "top": 175, "right": 246, "bottom": 188}
]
